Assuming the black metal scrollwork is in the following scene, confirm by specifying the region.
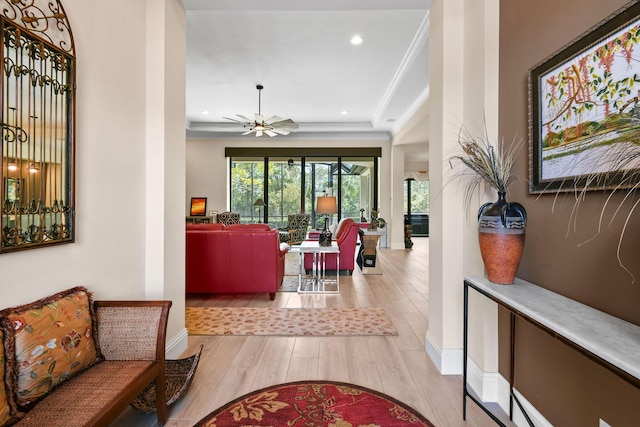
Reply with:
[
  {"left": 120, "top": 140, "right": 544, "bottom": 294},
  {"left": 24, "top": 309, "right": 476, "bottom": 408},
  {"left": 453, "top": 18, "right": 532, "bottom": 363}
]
[{"left": 1, "top": 0, "right": 75, "bottom": 253}]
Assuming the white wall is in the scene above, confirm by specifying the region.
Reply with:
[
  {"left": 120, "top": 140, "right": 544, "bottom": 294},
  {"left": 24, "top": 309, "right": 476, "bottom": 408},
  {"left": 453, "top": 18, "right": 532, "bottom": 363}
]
[{"left": 0, "top": 0, "right": 187, "bottom": 357}]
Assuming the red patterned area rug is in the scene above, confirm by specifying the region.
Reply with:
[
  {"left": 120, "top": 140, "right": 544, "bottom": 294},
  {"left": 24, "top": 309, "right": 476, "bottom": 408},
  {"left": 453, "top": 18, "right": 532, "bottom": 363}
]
[
  {"left": 193, "top": 381, "right": 435, "bottom": 426},
  {"left": 186, "top": 307, "right": 398, "bottom": 336}
]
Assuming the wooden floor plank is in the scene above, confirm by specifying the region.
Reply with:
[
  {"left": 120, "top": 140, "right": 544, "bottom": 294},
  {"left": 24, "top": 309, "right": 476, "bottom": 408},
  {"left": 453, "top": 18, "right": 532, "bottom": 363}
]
[{"left": 111, "top": 238, "right": 509, "bottom": 427}]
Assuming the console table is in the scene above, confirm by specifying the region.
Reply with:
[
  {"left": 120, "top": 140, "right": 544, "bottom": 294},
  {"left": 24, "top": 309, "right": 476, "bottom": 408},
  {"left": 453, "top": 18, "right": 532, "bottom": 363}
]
[
  {"left": 186, "top": 216, "right": 214, "bottom": 224},
  {"left": 463, "top": 276, "right": 640, "bottom": 426}
]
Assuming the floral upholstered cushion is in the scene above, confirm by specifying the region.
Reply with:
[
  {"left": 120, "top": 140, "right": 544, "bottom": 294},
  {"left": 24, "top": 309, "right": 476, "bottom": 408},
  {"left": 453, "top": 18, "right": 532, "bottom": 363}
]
[
  {"left": 0, "top": 287, "right": 102, "bottom": 409},
  {"left": 0, "top": 329, "right": 21, "bottom": 426}
]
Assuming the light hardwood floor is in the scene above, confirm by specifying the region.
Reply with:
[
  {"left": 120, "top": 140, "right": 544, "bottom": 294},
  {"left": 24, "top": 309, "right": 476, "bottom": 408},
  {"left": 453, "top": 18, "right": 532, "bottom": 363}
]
[{"left": 112, "top": 237, "right": 509, "bottom": 427}]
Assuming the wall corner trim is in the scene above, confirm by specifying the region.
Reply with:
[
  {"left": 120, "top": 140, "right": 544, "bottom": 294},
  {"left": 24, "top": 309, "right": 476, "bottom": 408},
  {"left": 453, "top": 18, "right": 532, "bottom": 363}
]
[
  {"left": 166, "top": 327, "right": 189, "bottom": 359},
  {"left": 425, "top": 332, "right": 462, "bottom": 375}
]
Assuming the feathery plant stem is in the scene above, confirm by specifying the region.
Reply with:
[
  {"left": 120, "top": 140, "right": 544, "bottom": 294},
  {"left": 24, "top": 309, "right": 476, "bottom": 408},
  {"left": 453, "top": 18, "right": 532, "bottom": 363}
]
[{"left": 449, "top": 126, "right": 521, "bottom": 206}]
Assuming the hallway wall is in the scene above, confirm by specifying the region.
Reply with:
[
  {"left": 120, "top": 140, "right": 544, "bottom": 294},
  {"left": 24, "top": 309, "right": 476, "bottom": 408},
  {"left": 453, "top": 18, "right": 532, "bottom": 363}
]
[{"left": 499, "top": 1, "right": 640, "bottom": 425}]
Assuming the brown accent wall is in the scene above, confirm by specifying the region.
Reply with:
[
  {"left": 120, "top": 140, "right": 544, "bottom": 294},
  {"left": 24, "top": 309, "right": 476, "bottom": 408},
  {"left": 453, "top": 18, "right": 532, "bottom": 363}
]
[{"left": 499, "top": 0, "right": 640, "bottom": 425}]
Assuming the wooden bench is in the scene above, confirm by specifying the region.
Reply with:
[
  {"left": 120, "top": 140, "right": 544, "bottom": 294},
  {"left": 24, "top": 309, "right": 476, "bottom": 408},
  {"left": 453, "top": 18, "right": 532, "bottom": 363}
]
[{"left": 0, "top": 289, "right": 171, "bottom": 427}]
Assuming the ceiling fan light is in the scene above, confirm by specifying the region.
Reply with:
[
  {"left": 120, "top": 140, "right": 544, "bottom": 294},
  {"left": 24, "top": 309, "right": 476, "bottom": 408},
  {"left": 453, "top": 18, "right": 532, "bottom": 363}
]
[{"left": 224, "top": 85, "right": 297, "bottom": 138}]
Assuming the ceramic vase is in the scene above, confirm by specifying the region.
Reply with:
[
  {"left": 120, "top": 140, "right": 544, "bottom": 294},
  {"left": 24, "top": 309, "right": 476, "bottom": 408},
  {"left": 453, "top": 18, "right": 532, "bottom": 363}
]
[{"left": 477, "top": 192, "right": 526, "bottom": 284}]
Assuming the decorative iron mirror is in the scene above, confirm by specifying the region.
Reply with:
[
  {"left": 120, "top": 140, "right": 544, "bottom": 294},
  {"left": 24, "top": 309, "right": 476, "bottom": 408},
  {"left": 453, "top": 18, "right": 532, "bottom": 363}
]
[{"left": 1, "top": 1, "right": 75, "bottom": 253}]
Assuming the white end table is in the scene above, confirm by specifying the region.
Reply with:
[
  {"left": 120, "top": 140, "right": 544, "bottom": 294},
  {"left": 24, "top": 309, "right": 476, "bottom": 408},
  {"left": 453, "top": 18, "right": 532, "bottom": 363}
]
[{"left": 297, "top": 241, "right": 340, "bottom": 293}]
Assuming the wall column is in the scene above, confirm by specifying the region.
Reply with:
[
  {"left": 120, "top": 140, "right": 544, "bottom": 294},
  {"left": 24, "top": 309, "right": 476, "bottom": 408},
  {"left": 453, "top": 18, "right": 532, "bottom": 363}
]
[
  {"left": 390, "top": 145, "right": 406, "bottom": 249},
  {"left": 145, "top": 0, "right": 188, "bottom": 358},
  {"left": 427, "top": 0, "right": 500, "bottom": 379}
]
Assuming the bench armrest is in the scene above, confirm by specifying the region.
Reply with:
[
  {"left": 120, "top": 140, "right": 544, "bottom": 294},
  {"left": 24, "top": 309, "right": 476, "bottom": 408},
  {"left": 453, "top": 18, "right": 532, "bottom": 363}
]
[{"left": 94, "top": 300, "right": 172, "bottom": 361}]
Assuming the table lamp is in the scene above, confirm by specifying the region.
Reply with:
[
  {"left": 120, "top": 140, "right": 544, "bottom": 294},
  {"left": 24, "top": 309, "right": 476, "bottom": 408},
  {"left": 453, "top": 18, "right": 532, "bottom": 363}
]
[
  {"left": 316, "top": 195, "right": 337, "bottom": 246},
  {"left": 254, "top": 198, "right": 265, "bottom": 223}
]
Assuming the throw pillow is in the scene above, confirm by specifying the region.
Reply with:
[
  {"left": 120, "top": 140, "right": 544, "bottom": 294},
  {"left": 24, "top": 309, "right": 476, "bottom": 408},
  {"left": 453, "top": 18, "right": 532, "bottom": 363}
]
[
  {"left": 329, "top": 223, "right": 338, "bottom": 235},
  {"left": 0, "top": 287, "right": 102, "bottom": 410},
  {"left": 334, "top": 218, "right": 349, "bottom": 238},
  {"left": 0, "top": 328, "right": 21, "bottom": 426}
]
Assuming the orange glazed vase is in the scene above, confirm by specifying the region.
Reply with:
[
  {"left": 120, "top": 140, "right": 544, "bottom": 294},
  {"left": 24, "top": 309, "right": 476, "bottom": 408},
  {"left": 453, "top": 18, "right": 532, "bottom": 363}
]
[{"left": 478, "top": 192, "right": 526, "bottom": 284}]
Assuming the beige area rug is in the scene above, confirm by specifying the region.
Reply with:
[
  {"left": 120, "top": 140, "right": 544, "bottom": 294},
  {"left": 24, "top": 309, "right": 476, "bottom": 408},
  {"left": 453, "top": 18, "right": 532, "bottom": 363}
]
[
  {"left": 279, "top": 251, "right": 302, "bottom": 292},
  {"left": 185, "top": 307, "right": 398, "bottom": 336}
]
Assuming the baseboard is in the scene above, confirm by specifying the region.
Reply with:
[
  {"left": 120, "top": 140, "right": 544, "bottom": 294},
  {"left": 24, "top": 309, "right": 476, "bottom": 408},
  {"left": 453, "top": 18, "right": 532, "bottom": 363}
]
[
  {"left": 495, "top": 373, "right": 553, "bottom": 427},
  {"left": 165, "top": 327, "right": 189, "bottom": 359},
  {"left": 425, "top": 332, "right": 462, "bottom": 375},
  {"left": 495, "top": 371, "right": 512, "bottom": 414},
  {"left": 466, "top": 357, "right": 500, "bottom": 403},
  {"left": 464, "top": 358, "right": 552, "bottom": 426},
  {"left": 510, "top": 389, "right": 552, "bottom": 427}
]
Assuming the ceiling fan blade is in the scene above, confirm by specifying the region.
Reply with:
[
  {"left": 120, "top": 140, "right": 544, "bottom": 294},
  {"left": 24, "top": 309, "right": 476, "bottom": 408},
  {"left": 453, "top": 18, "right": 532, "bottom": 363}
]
[
  {"left": 223, "top": 116, "right": 247, "bottom": 124},
  {"left": 241, "top": 130, "right": 253, "bottom": 135},
  {"left": 273, "top": 129, "right": 291, "bottom": 135},
  {"left": 271, "top": 118, "right": 298, "bottom": 126},
  {"left": 236, "top": 114, "right": 252, "bottom": 122},
  {"left": 255, "top": 130, "right": 263, "bottom": 137},
  {"left": 265, "top": 115, "right": 282, "bottom": 124},
  {"left": 265, "top": 130, "right": 278, "bottom": 137}
]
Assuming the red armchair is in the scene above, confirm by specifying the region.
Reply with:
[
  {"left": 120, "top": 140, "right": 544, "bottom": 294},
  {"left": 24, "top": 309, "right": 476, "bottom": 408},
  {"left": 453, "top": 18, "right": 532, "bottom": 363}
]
[{"left": 304, "top": 218, "right": 360, "bottom": 274}]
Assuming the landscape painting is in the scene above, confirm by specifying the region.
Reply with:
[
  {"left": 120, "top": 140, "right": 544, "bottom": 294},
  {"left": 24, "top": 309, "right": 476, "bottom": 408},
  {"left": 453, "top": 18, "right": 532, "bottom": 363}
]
[{"left": 530, "top": 3, "right": 640, "bottom": 193}]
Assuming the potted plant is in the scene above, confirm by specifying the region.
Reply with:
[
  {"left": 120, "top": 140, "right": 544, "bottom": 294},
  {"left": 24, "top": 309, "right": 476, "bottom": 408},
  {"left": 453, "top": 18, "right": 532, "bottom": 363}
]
[{"left": 449, "top": 126, "right": 526, "bottom": 284}]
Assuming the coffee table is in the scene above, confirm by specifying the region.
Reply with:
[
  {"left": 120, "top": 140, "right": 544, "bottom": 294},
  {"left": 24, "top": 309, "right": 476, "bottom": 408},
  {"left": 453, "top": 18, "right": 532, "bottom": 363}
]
[{"left": 297, "top": 240, "right": 340, "bottom": 293}]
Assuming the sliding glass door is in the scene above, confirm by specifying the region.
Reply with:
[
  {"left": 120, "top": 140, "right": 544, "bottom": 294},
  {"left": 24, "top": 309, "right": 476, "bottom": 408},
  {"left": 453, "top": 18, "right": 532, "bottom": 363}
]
[
  {"left": 267, "top": 158, "right": 302, "bottom": 228},
  {"left": 228, "top": 148, "right": 379, "bottom": 228},
  {"left": 405, "top": 179, "right": 430, "bottom": 236}
]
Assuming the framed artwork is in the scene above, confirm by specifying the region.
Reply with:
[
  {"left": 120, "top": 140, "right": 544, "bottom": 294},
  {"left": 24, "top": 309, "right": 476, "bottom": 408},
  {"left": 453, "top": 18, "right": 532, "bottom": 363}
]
[
  {"left": 529, "top": 2, "right": 640, "bottom": 193},
  {"left": 4, "top": 178, "right": 22, "bottom": 202},
  {"left": 190, "top": 197, "right": 207, "bottom": 216}
]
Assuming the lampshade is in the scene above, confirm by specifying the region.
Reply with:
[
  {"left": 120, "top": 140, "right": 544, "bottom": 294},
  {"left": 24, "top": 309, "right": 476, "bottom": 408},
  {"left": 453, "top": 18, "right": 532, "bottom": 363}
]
[
  {"left": 253, "top": 198, "right": 265, "bottom": 206},
  {"left": 316, "top": 196, "right": 337, "bottom": 215}
]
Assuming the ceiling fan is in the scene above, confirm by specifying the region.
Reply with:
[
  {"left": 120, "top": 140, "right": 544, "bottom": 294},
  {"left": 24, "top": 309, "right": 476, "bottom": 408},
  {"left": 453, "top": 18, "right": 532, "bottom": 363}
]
[{"left": 224, "top": 85, "right": 299, "bottom": 137}]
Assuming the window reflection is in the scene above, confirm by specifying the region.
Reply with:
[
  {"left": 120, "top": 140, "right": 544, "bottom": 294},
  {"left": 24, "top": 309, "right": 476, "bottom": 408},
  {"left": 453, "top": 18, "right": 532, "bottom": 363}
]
[{"left": 1, "top": 14, "right": 75, "bottom": 252}]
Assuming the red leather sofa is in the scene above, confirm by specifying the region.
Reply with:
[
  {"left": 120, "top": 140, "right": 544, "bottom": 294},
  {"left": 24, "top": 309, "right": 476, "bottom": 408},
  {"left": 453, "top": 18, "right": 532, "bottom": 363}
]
[
  {"left": 304, "top": 218, "right": 360, "bottom": 274},
  {"left": 186, "top": 223, "right": 288, "bottom": 300}
]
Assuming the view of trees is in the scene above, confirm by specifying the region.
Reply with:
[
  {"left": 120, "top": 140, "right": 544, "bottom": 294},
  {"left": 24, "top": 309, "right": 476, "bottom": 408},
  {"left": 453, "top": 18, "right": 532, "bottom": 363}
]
[
  {"left": 405, "top": 179, "right": 429, "bottom": 214},
  {"left": 231, "top": 159, "right": 374, "bottom": 227}
]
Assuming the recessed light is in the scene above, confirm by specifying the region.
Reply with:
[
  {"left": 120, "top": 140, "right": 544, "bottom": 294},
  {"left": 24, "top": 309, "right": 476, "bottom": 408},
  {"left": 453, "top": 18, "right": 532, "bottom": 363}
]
[
  {"left": 341, "top": 110, "right": 348, "bottom": 115},
  {"left": 202, "top": 110, "right": 209, "bottom": 115},
  {"left": 350, "top": 35, "right": 363, "bottom": 45}
]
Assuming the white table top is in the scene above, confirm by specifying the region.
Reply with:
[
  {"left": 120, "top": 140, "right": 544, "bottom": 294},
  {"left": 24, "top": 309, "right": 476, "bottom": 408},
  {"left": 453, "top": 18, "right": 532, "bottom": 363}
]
[
  {"left": 298, "top": 240, "right": 339, "bottom": 253},
  {"left": 465, "top": 276, "right": 640, "bottom": 382},
  {"left": 362, "top": 229, "right": 387, "bottom": 236}
]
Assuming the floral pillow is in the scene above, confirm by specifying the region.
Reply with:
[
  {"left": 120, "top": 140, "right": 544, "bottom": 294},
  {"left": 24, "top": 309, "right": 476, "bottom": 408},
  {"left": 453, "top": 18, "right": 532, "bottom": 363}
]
[
  {"left": 0, "top": 287, "right": 102, "bottom": 409},
  {"left": 0, "top": 328, "right": 21, "bottom": 426}
]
